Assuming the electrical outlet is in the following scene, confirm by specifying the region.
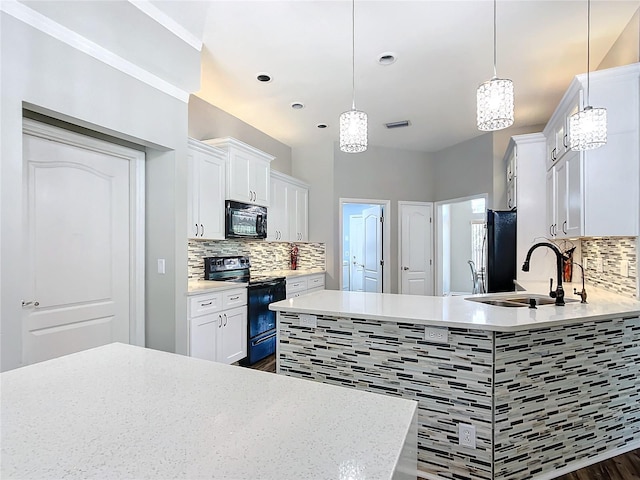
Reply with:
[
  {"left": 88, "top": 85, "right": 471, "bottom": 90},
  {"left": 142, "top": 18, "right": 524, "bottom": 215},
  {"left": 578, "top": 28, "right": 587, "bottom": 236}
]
[
  {"left": 157, "top": 259, "right": 165, "bottom": 274},
  {"left": 620, "top": 261, "right": 630, "bottom": 278},
  {"left": 458, "top": 423, "right": 476, "bottom": 449},
  {"left": 299, "top": 314, "right": 317, "bottom": 328},
  {"left": 596, "top": 257, "right": 604, "bottom": 273},
  {"left": 425, "top": 326, "right": 448, "bottom": 344},
  {"left": 583, "top": 258, "right": 588, "bottom": 270}
]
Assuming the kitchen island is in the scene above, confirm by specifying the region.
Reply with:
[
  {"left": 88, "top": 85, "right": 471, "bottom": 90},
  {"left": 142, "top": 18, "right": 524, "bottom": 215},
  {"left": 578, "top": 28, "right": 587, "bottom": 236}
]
[
  {"left": 270, "top": 286, "right": 640, "bottom": 480},
  {"left": 1, "top": 343, "right": 417, "bottom": 479}
]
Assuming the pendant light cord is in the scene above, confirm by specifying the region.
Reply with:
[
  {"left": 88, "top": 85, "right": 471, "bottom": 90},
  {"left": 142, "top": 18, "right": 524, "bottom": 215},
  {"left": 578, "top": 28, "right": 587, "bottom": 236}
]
[
  {"left": 351, "top": 0, "right": 356, "bottom": 110},
  {"left": 586, "top": 0, "right": 591, "bottom": 105},
  {"left": 493, "top": 0, "right": 497, "bottom": 78}
]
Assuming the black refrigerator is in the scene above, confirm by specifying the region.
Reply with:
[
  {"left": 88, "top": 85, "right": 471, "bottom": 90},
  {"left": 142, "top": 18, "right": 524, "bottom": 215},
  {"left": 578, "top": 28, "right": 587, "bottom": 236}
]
[{"left": 486, "top": 209, "right": 517, "bottom": 293}]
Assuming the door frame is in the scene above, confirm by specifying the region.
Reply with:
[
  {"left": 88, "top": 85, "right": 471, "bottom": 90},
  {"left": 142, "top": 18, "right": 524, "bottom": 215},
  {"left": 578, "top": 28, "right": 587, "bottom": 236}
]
[
  {"left": 434, "top": 193, "right": 488, "bottom": 296},
  {"left": 23, "top": 118, "right": 146, "bottom": 348},
  {"left": 397, "top": 201, "right": 434, "bottom": 295},
  {"left": 338, "top": 198, "right": 391, "bottom": 293}
]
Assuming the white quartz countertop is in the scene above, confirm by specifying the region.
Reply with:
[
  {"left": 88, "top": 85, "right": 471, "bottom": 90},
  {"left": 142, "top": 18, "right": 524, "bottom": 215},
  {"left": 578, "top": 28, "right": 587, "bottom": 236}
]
[
  {"left": 270, "top": 283, "right": 640, "bottom": 332},
  {"left": 262, "top": 269, "right": 326, "bottom": 278},
  {"left": 1, "top": 343, "right": 416, "bottom": 480},
  {"left": 187, "top": 279, "right": 247, "bottom": 295}
]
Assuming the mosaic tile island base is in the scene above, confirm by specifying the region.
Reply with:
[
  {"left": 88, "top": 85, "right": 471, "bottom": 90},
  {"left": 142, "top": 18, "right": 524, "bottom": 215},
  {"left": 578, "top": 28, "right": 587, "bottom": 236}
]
[{"left": 271, "top": 286, "right": 640, "bottom": 480}]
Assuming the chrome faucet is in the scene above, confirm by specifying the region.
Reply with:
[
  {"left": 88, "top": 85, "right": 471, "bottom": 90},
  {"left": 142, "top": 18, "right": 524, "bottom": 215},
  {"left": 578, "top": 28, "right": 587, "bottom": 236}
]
[{"left": 522, "top": 242, "right": 566, "bottom": 306}]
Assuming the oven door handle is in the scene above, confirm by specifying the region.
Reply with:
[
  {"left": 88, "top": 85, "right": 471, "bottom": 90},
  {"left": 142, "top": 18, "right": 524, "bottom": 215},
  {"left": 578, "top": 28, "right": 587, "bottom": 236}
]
[
  {"left": 249, "top": 281, "right": 283, "bottom": 289},
  {"left": 253, "top": 332, "right": 276, "bottom": 346}
]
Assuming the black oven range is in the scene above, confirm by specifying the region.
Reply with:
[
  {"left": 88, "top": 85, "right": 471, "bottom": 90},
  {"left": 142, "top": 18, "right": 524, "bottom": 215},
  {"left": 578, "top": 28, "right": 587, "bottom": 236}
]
[{"left": 204, "top": 256, "right": 285, "bottom": 365}]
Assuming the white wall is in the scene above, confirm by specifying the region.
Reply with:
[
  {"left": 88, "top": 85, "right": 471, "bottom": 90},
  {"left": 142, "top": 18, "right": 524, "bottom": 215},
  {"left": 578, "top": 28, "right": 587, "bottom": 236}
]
[
  {"left": 188, "top": 96, "right": 292, "bottom": 175},
  {"left": 291, "top": 141, "right": 336, "bottom": 287},
  {"left": 431, "top": 134, "right": 494, "bottom": 205},
  {"left": 0, "top": 11, "right": 194, "bottom": 370},
  {"left": 333, "top": 144, "right": 434, "bottom": 293}
]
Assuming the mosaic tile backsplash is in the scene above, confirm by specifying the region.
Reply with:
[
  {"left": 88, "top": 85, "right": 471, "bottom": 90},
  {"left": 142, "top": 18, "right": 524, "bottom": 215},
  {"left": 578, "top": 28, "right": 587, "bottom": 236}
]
[
  {"left": 581, "top": 237, "right": 637, "bottom": 298},
  {"left": 188, "top": 240, "right": 326, "bottom": 279}
]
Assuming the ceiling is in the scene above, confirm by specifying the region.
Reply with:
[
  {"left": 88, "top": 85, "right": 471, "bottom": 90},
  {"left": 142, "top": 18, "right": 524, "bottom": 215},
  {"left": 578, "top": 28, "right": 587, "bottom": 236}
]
[{"left": 157, "top": 1, "right": 639, "bottom": 153}]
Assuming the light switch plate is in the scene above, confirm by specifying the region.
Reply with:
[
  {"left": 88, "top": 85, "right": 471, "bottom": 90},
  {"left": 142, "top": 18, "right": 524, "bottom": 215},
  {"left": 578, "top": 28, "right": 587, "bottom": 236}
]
[
  {"left": 157, "top": 259, "right": 166, "bottom": 275},
  {"left": 299, "top": 314, "right": 317, "bottom": 328}
]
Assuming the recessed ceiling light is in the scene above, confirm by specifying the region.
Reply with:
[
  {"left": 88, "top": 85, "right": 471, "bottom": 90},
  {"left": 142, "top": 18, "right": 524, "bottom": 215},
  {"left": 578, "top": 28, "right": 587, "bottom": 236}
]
[
  {"left": 317, "top": 124, "right": 328, "bottom": 129},
  {"left": 256, "top": 73, "right": 272, "bottom": 83},
  {"left": 377, "top": 52, "right": 397, "bottom": 66},
  {"left": 291, "top": 102, "right": 305, "bottom": 110}
]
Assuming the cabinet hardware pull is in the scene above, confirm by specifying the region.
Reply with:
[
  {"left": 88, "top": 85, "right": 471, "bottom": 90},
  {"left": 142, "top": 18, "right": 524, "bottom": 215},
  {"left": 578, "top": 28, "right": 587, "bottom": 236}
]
[
  {"left": 229, "top": 296, "right": 239, "bottom": 300},
  {"left": 403, "top": 266, "right": 409, "bottom": 270},
  {"left": 563, "top": 134, "right": 568, "bottom": 148},
  {"left": 223, "top": 314, "right": 227, "bottom": 326},
  {"left": 201, "top": 224, "right": 204, "bottom": 237},
  {"left": 549, "top": 225, "right": 553, "bottom": 236},
  {"left": 195, "top": 224, "right": 198, "bottom": 236},
  {"left": 21, "top": 300, "right": 39, "bottom": 307},
  {"left": 562, "top": 221, "right": 567, "bottom": 234},
  {"left": 219, "top": 315, "right": 222, "bottom": 327},
  {"left": 201, "top": 301, "right": 213, "bottom": 306}
]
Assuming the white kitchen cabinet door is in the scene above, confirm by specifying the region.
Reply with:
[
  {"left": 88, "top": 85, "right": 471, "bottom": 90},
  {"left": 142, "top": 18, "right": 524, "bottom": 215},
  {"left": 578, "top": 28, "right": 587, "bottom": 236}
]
[
  {"left": 187, "top": 139, "right": 226, "bottom": 240},
  {"left": 190, "top": 313, "right": 219, "bottom": 361},
  {"left": 545, "top": 167, "right": 557, "bottom": 238},
  {"left": 554, "top": 151, "right": 583, "bottom": 239},
  {"left": 204, "top": 138, "right": 274, "bottom": 207},
  {"left": 290, "top": 185, "right": 308, "bottom": 242},
  {"left": 217, "top": 305, "right": 247, "bottom": 364},
  {"left": 268, "top": 177, "right": 288, "bottom": 241},
  {"left": 250, "top": 158, "right": 270, "bottom": 206}
]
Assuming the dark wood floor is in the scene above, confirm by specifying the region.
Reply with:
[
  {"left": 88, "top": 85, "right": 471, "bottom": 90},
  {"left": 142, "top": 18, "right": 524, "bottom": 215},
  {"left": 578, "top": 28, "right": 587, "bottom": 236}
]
[{"left": 245, "top": 357, "right": 639, "bottom": 479}]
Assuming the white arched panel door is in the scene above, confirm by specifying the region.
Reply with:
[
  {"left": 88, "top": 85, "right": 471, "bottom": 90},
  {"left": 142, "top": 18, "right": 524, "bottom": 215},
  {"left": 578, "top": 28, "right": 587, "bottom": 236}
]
[
  {"left": 362, "top": 205, "right": 382, "bottom": 293},
  {"left": 399, "top": 202, "right": 434, "bottom": 295},
  {"left": 22, "top": 123, "right": 142, "bottom": 365}
]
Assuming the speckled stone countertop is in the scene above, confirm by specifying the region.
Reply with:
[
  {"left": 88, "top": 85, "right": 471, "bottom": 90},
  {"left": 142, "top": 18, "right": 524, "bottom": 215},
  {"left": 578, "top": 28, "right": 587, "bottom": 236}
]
[
  {"left": 187, "top": 279, "right": 247, "bottom": 296},
  {"left": 270, "top": 282, "right": 640, "bottom": 332},
  {"left": 1, "top": 343, "right": 417, "bottom": 480}
]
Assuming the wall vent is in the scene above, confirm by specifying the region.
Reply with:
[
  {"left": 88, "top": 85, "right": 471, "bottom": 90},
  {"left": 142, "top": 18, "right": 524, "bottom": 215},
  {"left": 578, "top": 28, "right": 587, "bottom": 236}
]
[{"left": 385, "top": 120, "right": 410, "bottom": 129}]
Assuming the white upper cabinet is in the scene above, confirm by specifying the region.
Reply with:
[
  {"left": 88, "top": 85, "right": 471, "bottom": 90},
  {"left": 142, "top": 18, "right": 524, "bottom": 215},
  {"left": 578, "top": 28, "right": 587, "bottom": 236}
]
[
  {"left": 187, "top": 139, "right": 226, "bottom": 240},
  {"left": 203, "top": 137, "right": 274, "bottom": 207},
  {"left": 543, "top": 63, "right": 639, "bottom": 238},
  {"left": 269, "top": 171, "right": 309, "bottom": 242}
]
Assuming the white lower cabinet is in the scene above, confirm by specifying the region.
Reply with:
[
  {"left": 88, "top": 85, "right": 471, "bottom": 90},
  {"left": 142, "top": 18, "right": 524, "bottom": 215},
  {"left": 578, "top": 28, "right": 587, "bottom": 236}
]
[
  {"left": 286, "top": 273, "right": 325, "bottom": 299},
  {"left": 189, "top": 287, "right": 247, "bottom": 364}
]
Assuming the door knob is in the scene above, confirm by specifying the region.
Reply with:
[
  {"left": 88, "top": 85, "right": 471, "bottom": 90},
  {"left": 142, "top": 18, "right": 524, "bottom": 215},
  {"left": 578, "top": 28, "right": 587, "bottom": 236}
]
[{"left": 403, "top": 267, "right": 409, "bottom": 270}]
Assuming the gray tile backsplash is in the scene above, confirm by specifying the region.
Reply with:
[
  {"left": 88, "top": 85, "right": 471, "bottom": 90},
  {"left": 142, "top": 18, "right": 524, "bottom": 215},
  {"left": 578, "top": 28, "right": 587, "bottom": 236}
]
[
  {"left": 188, "top": 240, "right": 326, "bottom": 279},
  {"left": 581, "top": 237, "right": 637, "bottom": 298}
]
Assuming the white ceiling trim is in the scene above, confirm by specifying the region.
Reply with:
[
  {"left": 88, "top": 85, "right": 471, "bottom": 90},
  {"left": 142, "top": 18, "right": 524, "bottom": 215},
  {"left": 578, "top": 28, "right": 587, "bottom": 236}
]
[
  {"left": 129, "top": 0, "right": 203, "bottom": 52},
  {"left": 1, "top": 0, "right": 189, "bottom": 103}
]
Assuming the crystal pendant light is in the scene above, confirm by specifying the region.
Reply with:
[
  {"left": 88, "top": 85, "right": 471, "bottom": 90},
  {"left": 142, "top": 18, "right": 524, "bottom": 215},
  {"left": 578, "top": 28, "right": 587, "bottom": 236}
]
[
  {"left": 569, "top": 0, "right": 607, "bottom": 151},
  {"left": 339, "top": 0, "right": 367, "bottom": 153},
  {"left": 477, "top": 0, "right": 514, "bottom": 131}
]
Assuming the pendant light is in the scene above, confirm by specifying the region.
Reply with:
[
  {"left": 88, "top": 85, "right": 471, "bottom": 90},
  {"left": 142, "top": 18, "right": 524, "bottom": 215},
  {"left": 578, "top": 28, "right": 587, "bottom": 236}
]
[
  {"left": 477, "top": 0, "right": 514, "bottom": 131},
  {"left": 339, "top": 0, "right": 367, "bottom": 153},
  {"left": 569, "top": 0, "right": 607, "bottom": 151}
]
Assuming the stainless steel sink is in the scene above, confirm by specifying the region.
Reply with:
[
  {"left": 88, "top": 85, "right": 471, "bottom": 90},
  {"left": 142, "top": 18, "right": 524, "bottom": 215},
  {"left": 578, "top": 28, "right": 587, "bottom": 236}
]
[{"left": 465, "top": 294, "right": 578, "bottom": 307}]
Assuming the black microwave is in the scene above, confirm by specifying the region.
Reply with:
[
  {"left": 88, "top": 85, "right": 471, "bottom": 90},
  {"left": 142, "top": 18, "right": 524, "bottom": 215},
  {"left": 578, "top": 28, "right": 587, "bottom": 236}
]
[{"left": 225, "top": 200, "right": 267, "bottom": 239}]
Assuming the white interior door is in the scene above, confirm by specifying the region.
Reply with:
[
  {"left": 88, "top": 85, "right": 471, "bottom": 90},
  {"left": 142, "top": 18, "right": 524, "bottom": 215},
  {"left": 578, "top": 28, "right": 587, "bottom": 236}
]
[
  {"left": 22, "top": 123, "right": 140, "bottom": 365},
  {"left": 362, "top": 205, "right": 382, "bottom": 293},
  {"left": 349, "top": 215, "right": 364, "bottom": 292},
  {"left": 399, "top": 202, "right": 434, "bottom": 295}
]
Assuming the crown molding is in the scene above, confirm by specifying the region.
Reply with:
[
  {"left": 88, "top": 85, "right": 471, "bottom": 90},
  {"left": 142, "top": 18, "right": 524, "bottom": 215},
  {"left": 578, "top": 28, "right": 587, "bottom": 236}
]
[
  {"left": 1, "top": 0, "right": 189, "bottom": 103},
  {"left": 129, "top": 0, "right": 203, "bottom": 52}
]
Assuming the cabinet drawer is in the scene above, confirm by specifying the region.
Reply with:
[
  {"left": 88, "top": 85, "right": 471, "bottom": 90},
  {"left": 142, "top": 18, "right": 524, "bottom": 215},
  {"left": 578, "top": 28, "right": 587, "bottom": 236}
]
[
  {"left": 307, "top": 286, "right": 324, "bottom": 294},
  {"left": 286, "top": 278, "right": 308, "bottom": 294},
  {"left": 307, "top": 274, "right": 325, "bottom": 289},
  {"left": 189, "top": 293, "right": 223, "bottom": 318},
  {"left": 223, "top": 288, "right": 247, "bottom": 309}
]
